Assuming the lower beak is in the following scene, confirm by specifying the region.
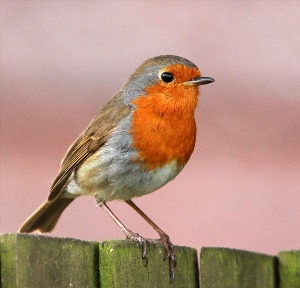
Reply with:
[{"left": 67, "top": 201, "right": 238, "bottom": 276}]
[{"left": 185, "top": 76, "right": 215, "bottom": 86}]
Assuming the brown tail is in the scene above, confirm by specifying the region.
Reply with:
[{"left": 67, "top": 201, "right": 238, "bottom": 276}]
[{"left": 19, "top": 198, "right": 74, "bottom": 233}]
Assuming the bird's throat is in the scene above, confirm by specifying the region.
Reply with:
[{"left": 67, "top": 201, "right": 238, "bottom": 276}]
[{"left": 130, "top": 92, "right": 197, "bottom": 170}]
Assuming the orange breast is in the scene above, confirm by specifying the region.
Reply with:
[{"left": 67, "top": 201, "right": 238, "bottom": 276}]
[{"left": 130, "top": 82, "right": 198, "bottom": 170}]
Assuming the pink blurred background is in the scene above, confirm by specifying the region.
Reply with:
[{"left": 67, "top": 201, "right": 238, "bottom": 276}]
[{"left": 1, "top": 1, "right": 299, "bottom": 255}]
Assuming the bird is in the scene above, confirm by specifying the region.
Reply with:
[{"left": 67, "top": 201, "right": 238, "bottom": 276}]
[{"left": 19, "top": 55, "right": 214, "bottom": 280}]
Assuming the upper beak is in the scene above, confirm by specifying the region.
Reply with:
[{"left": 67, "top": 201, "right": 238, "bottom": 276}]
[{"left": 185, "top": 76, "right": 215, "bottom": 86}]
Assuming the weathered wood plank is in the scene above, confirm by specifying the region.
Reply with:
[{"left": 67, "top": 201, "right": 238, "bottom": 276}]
[
  {"left": 0, "top": 233, "right": 99, "bottom": 288},
  {"left": 200, "top": 247, "right": 277, "bottom": 288},
  {"left": 279, "top": 250, "right": 300, "bottom": 288},
  {"left": 99, "top": 240, "right": 199, "bottom": 288},
  {"left": 4, "top": 233, "right": 297, "bottom": 287}
]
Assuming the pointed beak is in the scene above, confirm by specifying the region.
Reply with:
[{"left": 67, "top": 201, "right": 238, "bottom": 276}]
[{"left": 184, "top": 76, "right": 215, "bottom": 86}]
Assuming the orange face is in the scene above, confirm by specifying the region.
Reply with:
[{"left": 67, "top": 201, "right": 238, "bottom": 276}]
[
  {"left": 158, "top": 64, "right": 201, "bottom": 90},
  {"left": 130, "top": 64, "right": 201, "bottom": 170}
]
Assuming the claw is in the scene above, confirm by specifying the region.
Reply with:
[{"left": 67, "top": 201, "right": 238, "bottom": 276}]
[
  {"left": 125, "top": 230, "right": 148, "bottom": 266},
  {"left": 169, "top": 253, "right": 176, "bottom": 282},
  {"left": 140, "top": 239, "right": 148, "bottom": 266},
  {"left": 124, "top": 229, "right": 176, "bottom": 281},
  {"left": 158, "top": 233, "right": 176, "bottom": 282},
  {"left": 123, "top": 200, "right": 177, "bottom": 281},
  {"left": 149, "top": 233, "right": 176, "bottom": 282}
]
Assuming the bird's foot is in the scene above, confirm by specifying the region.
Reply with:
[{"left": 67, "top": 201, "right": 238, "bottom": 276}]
[
  {"left": 125, "top": 230, "right": 176, "bottom": 281},
  {"left": 125, "top": 230, "right": 148, "bottom": 265},
  {"left": 150, "top": 233, "right": 176, "bottom": 282}
]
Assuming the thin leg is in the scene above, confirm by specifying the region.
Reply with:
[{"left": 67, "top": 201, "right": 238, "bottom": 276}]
[
  {"left": 97, "top": 202, "right": 148, "bottom": 261},
  {"left": 126, "top": 200, "right": 176, "bottom": 281},
  {"left": 126, "top": 200, "right": 167, "bottom": 237}
]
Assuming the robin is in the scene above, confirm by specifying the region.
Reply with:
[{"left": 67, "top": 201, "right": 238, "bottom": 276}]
[{"left": 19, "top": 55, "right": 214, "bottom": 280}]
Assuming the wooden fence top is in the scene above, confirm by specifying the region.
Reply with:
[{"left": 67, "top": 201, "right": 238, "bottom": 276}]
[{"left": 0, "top": 233, "right": 299, "bottom": 288}]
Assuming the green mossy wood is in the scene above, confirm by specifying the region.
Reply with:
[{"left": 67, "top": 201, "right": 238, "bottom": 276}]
[
  {"left": 0, "top": 233, "right": 99, "bottom": 288},
  {"left": 1, "top": 234, "right": 299, "bottom": 288},
  {"left": 279, "top": 250, "right": 300, "bottom": 288},
  {"left": 200, "top": 247, "right": 278, "bottom": 288},
  {"left": 99, "top": 240, "right": 199, "bottom": 288},
  {"left": 0, "top": 234, "right": 199, "bottom": 288}
]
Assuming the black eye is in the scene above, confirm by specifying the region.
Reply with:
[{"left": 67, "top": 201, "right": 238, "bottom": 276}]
[{"left": 161, "top": 72, "right": 174, "bottom": 83}]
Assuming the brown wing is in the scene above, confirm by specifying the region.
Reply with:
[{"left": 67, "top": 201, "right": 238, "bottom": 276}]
[{"left": 48, "top": 92, "right": 131, "bottom": 201}]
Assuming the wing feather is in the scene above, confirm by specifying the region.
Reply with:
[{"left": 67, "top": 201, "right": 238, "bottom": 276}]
[{"left": 48, "top": 92, "right": 131, "bottom": 200}]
